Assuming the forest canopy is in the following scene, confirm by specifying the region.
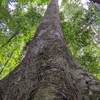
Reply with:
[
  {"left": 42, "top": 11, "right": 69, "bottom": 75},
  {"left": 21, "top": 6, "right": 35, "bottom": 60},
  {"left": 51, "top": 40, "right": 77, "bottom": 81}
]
[{"left": 0, "top": 0, "right": 100, "bottom": 80}]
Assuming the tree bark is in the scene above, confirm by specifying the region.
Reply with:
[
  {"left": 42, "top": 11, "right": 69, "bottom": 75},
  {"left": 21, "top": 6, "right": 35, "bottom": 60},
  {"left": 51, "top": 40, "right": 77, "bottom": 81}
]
[{"left": 0, "top": 0, "right": 100, "bottom": 100}]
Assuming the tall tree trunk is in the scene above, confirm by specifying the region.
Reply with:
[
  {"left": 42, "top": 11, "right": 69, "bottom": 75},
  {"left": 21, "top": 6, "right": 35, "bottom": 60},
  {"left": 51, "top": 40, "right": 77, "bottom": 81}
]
[{"left": 0, "top": 0, "right": 100, "bottom": 100}]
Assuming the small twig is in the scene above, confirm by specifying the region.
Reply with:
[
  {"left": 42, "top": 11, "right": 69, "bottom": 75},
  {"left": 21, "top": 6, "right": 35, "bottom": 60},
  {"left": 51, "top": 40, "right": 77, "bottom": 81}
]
[
  {"left": 0, "top": 49, "right": 15, "bottom": 75},
  {"left": 2, "top": 27, "right": 20, "bottom": 47}
]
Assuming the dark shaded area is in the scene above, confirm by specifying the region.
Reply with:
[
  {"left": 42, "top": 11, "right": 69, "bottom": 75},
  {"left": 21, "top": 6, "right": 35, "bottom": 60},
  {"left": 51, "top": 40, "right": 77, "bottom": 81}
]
[{"left": 90, "top": 0, "right": 100, "bottom": 4}]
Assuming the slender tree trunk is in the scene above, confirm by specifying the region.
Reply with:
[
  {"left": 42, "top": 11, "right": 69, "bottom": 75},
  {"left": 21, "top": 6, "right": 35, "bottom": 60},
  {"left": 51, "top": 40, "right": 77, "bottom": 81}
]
[{"left": 0, "top": 0, "right": 100, "bottom": 100}]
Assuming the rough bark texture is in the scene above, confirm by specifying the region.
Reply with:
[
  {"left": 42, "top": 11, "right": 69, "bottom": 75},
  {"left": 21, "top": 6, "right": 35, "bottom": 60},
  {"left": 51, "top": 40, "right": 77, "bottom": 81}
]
[{"left": 0, "top": 0, "right": 100, "bottom": 100}]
